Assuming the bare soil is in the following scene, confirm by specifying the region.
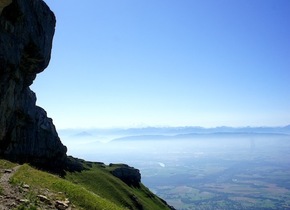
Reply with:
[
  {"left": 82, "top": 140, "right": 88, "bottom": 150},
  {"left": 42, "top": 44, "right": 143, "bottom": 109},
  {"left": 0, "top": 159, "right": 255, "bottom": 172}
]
[
  {"left": 0, "top": 165, "right": 23, "bottom": 209},
  {"left": 0, "top": 165, "right": 73, "bottom": 210}
]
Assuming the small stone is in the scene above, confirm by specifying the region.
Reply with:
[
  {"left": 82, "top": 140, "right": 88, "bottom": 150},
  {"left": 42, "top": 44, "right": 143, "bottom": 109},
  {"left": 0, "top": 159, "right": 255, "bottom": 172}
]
[
  {"left": 9, "top": 202, "right": 17, "bottom": 207},
  {"left": 37, "top": 194, "right": 50, "bottom": 203},
  {"left": 55, "top": 200, "right": 69, "bottom": 210},
  {"left": 64, "top": 198, "right": 70, "bottom": 204},
  {"left": 19, "top": 199, "right": 30, "bottom": 203},
  {"left": 5, "top": 195, "right": 16, "bottom": 199},
  {"left": 23, "top": 184, "right": 30, "bottom": 189},
  {"left": 4, "top": 169, "right": 12, "bottom": 173}
]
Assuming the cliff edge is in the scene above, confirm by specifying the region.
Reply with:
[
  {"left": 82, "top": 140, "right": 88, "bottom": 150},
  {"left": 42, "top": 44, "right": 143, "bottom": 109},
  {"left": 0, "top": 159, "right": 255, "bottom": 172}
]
[{"left": 0, "top": 0, "right": 67, "bottom": 171}]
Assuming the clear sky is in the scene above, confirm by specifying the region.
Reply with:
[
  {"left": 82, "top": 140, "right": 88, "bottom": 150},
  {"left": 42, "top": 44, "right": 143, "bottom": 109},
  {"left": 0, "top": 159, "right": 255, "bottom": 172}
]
[{"left": 32, "top": 0, "right": 290, "bottom": 129}]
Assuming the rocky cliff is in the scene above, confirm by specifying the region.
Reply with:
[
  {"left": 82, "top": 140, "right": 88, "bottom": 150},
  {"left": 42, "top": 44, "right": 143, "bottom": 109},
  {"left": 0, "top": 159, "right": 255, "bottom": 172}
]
[
  {"left": 109, "top": 164, "right": 141, "bottom": 187},
  {"left": 0, "top": 0, "right": 67, "bottom": 171}
]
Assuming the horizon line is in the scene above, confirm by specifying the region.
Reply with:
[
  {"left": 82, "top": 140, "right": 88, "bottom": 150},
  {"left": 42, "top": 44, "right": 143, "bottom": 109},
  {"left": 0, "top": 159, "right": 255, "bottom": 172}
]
[{"left": 56, "top": 124, "right": 290, "bottom": 130}]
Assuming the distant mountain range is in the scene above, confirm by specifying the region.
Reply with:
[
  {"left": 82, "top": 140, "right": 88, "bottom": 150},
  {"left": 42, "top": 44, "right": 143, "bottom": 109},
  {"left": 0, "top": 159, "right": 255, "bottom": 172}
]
[
  {"left": 106, "top": 125, "right": 290, "bottom": 135},
  {"left": 58, "top": 125, "right": 290, "bottom": 141}
]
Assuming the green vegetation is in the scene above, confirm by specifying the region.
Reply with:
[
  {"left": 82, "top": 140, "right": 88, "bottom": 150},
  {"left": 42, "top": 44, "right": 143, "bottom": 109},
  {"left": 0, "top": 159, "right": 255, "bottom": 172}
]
[
  {"left": 11, "top": 164, "right": 122, "bottom": 210},
  {"left": 65, "top": 162, "right": 170, "bottom": 210},
  {"left": 1, "top": 160, "right": 171, "bottom": 210},
  {"left": 0, "top": 159, "right": 17, "bottom": 170}
]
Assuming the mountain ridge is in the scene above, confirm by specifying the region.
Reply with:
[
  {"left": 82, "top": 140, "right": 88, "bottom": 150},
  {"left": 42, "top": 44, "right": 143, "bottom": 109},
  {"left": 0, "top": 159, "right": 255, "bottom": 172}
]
[
  {"left": 58, "top": 125, "right": 290, "bottom": 141},
  {"left": 110, "top": 132, "right": 290, "bottom": 142}
]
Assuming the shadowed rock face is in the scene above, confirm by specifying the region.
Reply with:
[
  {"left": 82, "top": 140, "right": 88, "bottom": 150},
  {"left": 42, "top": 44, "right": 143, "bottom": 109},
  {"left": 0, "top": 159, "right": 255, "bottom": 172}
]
[
  {"left": 109, "top": 164, "right": 141, "bottom": 187},
  {"left": 0, "top": 0, "right": 67, "bottom": 171},
  {"left": 0, "top": 0, "right": 12, "bottom": 14}
]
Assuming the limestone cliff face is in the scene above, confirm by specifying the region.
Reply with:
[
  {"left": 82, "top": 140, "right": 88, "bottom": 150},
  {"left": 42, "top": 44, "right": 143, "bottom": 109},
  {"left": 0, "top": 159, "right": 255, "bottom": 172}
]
[{"left": 0, "top": 0, "right": 67, "bottom": 170}]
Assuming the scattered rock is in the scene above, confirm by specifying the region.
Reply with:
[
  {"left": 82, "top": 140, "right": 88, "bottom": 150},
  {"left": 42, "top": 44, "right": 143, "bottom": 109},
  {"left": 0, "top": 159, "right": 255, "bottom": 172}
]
[
  {"left": 64, "top": 198, "right": 70, "bottom": 205},
  {"left": 5, "top": 195, "right": 16, "bottom": 199},
  {"left": 55, "top": 200, "right": 69, "bottom": 210},
  {"left": 37, "top": 194, "right": 51, "bottom": 204},
  {"left": 19, "top": 198, "right": 29, "bottom": 203},
  {"left": 4, "top": 169, "right": 12, "bottom": 173},
  {"left": 9, "top": 202, "right": 17, "bottom": 208},
  {"left": 22, "top": 184, "right": 29, "bottom": 189}
]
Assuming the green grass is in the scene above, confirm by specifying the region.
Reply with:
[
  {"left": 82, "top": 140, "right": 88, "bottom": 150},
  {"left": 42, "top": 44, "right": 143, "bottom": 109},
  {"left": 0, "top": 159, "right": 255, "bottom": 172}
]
[
  {"left": 3, "top": 160, "right": 171, "bottom": 210},
  {"left": 65, "top": 162, "right": 171, "bottom": 210},
  {"left": 0, "top": 159, "right": 17, "bottom": 169},
  {"left": 11, "top": 164, "right": 123, "bottom": 210}
]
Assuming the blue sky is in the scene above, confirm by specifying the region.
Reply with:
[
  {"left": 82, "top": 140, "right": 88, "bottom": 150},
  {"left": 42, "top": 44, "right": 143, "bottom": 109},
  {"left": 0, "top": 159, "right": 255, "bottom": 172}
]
[{"left": 32, "top": 0, "right": 290, "bottom": 129}]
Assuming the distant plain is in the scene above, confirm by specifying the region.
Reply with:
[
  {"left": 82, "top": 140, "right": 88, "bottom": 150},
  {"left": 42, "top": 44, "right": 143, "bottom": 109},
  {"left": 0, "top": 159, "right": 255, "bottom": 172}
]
[{"left": 60, "top": 127, "right": 290, "bottom": 209}]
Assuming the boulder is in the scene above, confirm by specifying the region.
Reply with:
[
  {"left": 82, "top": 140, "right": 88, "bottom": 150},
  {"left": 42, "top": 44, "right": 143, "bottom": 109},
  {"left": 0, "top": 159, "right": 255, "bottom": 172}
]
[{"left": 109, "top": 164, "right": 141, "bottom": 187}]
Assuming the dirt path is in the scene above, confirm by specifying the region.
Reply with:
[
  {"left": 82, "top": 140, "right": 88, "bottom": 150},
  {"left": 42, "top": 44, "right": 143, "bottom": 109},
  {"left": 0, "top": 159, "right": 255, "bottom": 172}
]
[
  {"left": 0, "top": 165, "right": 22, "bottom": 210},
  {"left": 0, "top": 165, "right": 72, "bottom": 210}
]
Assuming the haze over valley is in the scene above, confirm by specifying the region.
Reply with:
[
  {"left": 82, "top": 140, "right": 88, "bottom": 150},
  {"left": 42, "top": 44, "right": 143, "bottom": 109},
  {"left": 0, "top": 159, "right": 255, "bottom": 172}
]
[
  {"left": 60, "top": 125, "right": 290, "bottom": 209},
  {"left": 1, "top": 0, "right": 289, "bottom": 209}
]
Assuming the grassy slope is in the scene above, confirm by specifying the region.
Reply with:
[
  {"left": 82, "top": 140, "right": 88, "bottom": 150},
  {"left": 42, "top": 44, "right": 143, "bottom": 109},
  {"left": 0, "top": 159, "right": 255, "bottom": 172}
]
[
  {"left": 65, "top": 162, "right": 170, "bottom": 210},
  {"left": 1, "top": 159, "right": 171, "bottom": 210},
  {"left": 0, "top": 159, "right": 17, "bottom": 169}
]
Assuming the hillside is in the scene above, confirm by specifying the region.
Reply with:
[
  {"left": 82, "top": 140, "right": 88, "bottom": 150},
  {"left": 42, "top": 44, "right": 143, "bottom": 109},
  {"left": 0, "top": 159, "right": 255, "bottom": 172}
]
[{"left": 0, "top": 159, "right": 174, "bottom": 210}]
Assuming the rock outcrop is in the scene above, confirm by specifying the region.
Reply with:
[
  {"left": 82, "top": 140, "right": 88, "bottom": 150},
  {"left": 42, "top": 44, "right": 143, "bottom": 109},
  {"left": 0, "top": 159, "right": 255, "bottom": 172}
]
[
  {"left": 109, "top": 164, "right": 141, "bottom": 187},
  {"left": 0, "top": 0, "right": 67, "bottom": 171}
]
